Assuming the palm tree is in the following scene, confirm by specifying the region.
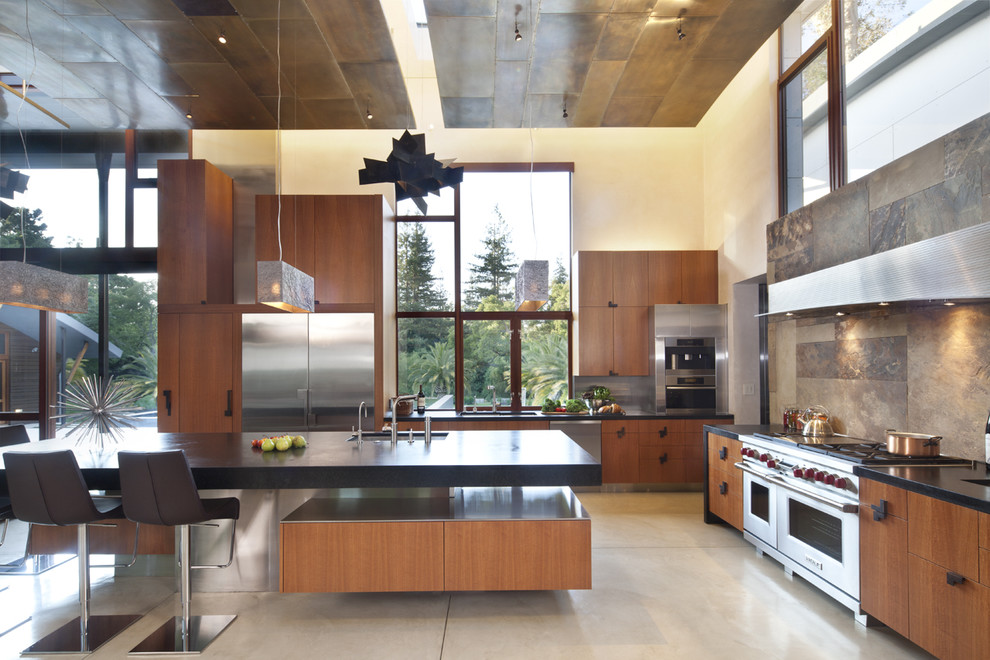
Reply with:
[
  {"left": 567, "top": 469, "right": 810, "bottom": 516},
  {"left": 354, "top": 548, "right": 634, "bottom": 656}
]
[
  {"left": 521, "top": 333, "right": 568, "bottom": 403},
  {"left": 409, "top": 341, "right": 455, "bottom": 398}
]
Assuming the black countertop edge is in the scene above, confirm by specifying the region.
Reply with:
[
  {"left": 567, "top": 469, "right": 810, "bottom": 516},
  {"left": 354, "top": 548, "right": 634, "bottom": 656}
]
[
  {"left": 702, "top": 424, "right": 774, "bottom": 439},
  {"left": 390, "top": 412, "right": 736, "bottom": 422},
  {"left": 854, "top": 463, "right": 990, "bottom": 514}
]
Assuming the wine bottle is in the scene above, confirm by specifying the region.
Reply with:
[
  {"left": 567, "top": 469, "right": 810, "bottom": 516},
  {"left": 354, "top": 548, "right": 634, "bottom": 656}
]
[
  {"left": 417, "top": 385, "right": 426, "bottom": 413},
  {"left": 984, "top": 409, "right": 990, "bottom": 465}
]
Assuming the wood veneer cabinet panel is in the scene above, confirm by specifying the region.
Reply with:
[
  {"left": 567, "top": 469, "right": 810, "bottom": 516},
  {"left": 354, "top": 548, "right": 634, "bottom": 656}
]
[
  {"left": 648, "top": 251, "right": 682, "bottom": 303},
  {"left": 601, "top": 421, "right": 638, "bottom": 483},
  {"left": 158, "top": 159, "right": 233, "bottom": 305},
  {"left": 29, "top": 520, "right": 174, "bottom": 555},
  {"left": 981, "top": 512, "right": 990, "bottom": 586},
  {"left": 612, "top": 306, "right": 649, "bottom": 376},
  {"left": 577, "top": 306, "right": 612, "bottom": 376},
  {"left": 157, "top": 314, "right": 180, "bottom": 433},
  {"left": 612, "top": 252, "right": 649, "bottom": 306},
  {"left": 908, "top": 492, "right": 979, "bottom": 580},
  {"left": 576, "top": 252, "right": 613, "bottom": 307},
  {"left": 858, "top": 480, "right": 909, "bottom": 636},
  {"left": 859, "top": 479, "right": 908, "bottom": 520},
  {"left": 443, "top": 520, "right": 591, "bottom": 591},
  {"left": 908, "top": 553, "right": 990, "bottom": 659},
  {"left": 680, "top": 251, "right": 718, "bottom": 304},
  {"left": 280, "top": 521, "right": 444, "bottom": 593}
]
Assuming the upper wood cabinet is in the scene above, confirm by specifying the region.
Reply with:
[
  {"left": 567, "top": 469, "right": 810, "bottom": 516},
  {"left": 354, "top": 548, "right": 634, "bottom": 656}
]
[
  {"left": 649, "top": 250, "right": 718, "bottom": 304},
  {"left": 256, "top": 195, "right": 384, "bottom": 306},
  {"left": 577, "top": 251, "right": 650, "bottom": 307},
  {"left": 158, "top": 159, "right": 234, "bottom": 305}
]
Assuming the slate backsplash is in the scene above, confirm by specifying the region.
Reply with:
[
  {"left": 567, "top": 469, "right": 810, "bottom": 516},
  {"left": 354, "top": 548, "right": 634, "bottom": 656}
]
[{"left": 768, "top": 112, "right": 990, "bottom": 460}]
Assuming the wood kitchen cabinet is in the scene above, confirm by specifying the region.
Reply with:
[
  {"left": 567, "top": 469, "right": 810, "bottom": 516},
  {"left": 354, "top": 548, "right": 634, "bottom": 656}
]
[
  {"left": 706, "top": 432, "right": 742, "bottom": 530},
  {"left": 157, "top": 159, "right": 233, "bottom": 305},
  {"left": 256, "top": 194, "right": 385, "bottom": 306},
  {"left": 575, "top": 250, "right": 717, "bottom": 376},
  {"left": 859, "top": 480, "right": 910, "bottom": 637},
  {"left": 158, "top": 312, "right": 239, "bottom": 433},
  {"left": 603, "top": 419, "right": 717, "bottom": 485}
]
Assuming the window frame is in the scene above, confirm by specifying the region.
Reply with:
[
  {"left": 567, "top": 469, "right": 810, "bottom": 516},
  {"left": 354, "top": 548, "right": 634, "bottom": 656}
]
[{"left": 395, "top": 162, "right": 574, "bottom": 411}]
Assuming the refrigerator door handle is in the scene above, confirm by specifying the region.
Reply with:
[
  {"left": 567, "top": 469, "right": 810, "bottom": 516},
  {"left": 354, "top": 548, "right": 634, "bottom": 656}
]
[{"left": 298, "top": 389, "right": 315, "bottom": 426}]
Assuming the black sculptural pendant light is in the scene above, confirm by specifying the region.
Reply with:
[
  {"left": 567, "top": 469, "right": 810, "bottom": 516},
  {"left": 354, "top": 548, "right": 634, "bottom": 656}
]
[{"left": 358, "top": 130, "right": 464, "bottom": 214}]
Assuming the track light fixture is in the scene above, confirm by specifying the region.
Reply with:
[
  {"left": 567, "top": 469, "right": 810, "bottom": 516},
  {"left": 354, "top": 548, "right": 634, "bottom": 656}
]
[
  {"left": 562, "top": 102, "right": 568, "bottom": 119},
  {"left": 514, "top": 21, "right": 522, "bottom": 41},
  {"left": 676, "top": 18, "right": 686, "bottom": 41},
  {"left": 185, "top": 109, "right": 193, "bottom": 120},
  {"left": 218, "top": 30, "right": 227, "bottom": 44},
  {"left": 366, "top": 100, "right": 373, "bottom": 121}
]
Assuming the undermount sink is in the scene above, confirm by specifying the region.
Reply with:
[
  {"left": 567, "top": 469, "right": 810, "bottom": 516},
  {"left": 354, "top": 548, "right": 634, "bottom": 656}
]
[
  {"left": 963, "top": 479, "right": 990, "bottom": 487},
  {"left": 347, "top": 431, "right": 448, "bottom": 442},
  {"left": 458, "top": 410, "right": 538, "bottom": 416}
]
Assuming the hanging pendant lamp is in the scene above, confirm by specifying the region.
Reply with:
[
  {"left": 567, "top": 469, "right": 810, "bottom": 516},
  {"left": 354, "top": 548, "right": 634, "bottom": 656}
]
[
  {"left": 515, "top": 260, "right": 549, "bottom": 312},
  {"left": 256, "top": 0, "right": 314, "bottom": 313},
  {"left": 0, "top": 260, "right": 88, "bottom": 314}
]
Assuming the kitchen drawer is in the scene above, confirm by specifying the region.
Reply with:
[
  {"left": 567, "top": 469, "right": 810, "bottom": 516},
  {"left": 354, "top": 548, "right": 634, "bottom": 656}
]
[
  {"left": 908, "top": 491, "right": 979, "bottom": 580},
  {"left": 859, "top": 496, "right": 910, "bottom": 636},
  {"left": 908, "top": 553, "right": 990, "bottom": 660},
  {"left": 706, "top": 433, "right": 741, "bottom": 468},
  {"left": 859, "top": 479, "right": 908, "bottom": 521},
  {"left": 707, "top": 477, "right": 742, "bottom": 530},
  {"left": 639, "top": 445, "right": 702, "bottom": 483},
  {"left": 981, "top": 512, "right": 990, "bottom": 587}
]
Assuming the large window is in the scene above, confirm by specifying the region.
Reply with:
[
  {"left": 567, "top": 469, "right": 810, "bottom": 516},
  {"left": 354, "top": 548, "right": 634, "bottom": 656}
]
[
  {"left": 779, "top": 0, "right": 990, "bottom": 213},
  {"left": 396, "top": 165, "right": 573, "bottom": 411}
]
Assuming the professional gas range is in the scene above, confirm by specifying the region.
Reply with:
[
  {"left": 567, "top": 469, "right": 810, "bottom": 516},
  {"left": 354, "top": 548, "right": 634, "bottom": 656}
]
[{"left": 737, "top": 431, "right": 971, "bottom": 624}]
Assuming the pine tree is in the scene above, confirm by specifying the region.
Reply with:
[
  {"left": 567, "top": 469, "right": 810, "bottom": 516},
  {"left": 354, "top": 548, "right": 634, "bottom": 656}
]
[
  {"left": 464, "top": 205, "right": 517, "bottom": 310},
  {"left": 397, "top": 222, "right": 448, "bottom": 312},
  {"left": 0, "top": 207, "right": 54, "bottom": 248}
]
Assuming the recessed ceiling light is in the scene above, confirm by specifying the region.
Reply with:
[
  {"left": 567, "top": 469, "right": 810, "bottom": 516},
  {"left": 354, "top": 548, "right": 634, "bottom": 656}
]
[
  {"left": 784, "top": 312, "right": 794, "bottom": 317},
  {"left": 835, "top": 311, "right": 845, "bottom": 316},
  {"left": 944, "top": 301, "right": 956, "bottom": 306},
  {"left": 218, "top": 30, "right": 227, "bottom": 45},
  {"left": 878, "top": 301, "right": 890, "bottom": 306}
]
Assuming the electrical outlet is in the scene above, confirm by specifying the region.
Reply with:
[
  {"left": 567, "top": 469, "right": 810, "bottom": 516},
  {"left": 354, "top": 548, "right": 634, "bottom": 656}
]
[{"left": 742, "top": 383, "right": 755, "bottom": 396}]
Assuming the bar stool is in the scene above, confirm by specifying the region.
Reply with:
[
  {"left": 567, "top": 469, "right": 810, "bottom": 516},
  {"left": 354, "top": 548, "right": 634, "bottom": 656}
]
[
  {"left": 117, "top": 450, "right": 239, "bottom": 654},
  {"left": 3, "top": 450, "right": 141, "bottom": 654}
]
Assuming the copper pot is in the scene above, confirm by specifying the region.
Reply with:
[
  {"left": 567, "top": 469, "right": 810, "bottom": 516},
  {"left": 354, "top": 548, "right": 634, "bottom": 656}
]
[{"left": 885, "top": 430, "right": 942, "bottom": 456}]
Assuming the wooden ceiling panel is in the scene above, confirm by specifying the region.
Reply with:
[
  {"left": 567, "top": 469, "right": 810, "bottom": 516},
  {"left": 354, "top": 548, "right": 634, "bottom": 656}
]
[
  {"left": 65, "top": 61, "right": 186, "bottom": 127},
  {"left": 650, "top": 58, "right": 740, "bottom": 126},
  {"left": 189, "top": 17, "right": 280, "bottom": 97},
  {"left": 307, "top": 0, "right": 397, "bottom": 64},
  {"left": 602, "top": 95, "right": 662, "bottom": 126},
  {"left": 572, "top": 59, "right": 624, "bottom": 127},
  {"left": 424, "top": 0, "right": 497, "bottom": 18},
  {"left": 124, "top": 19, "right": 226, "bottom": 63},
  {"left": 0, "top": 0, "right": 114, "bottom": 63},
  {"left": 97, "top": 0, "right": 185, "bottom": 21},
  {"left": 442, "top": 97, "right": 493, "bottom": 128},
  {"left": 338, "top": 62, "right": 414, "bottom": 128},
  {"left": 493, "top": 60, "right": 528, "bottom": 127},
  {"left": 0, "top": 28, "right": 98, "bottom": 98},
  {"left": 57, "top": 97, "right": 133, "bottom": 129},
  {"left": 68, "top": 16, "right": 192, "bottom": 96},
  {"left": 528, "top": 13, "right": 606, "bottom": 94},
  {"left": 246, "top": 18, "right": 351, "bottom": 99},
  {"left": 595, "top": 14, "right": 648, "bottom": 61},
  {"left": 430, "top": 16, "right": 496, "bottom": 99},
  {"left": 256, "top": 96, "right": 322, "bottom": 129},
  {"left": 226, "top": 0, "right": 310, "bottom": 20},
  {"left": 169, "top": 62, "right": 276, "bottom": 128},
  {"left": 296, "top": 98, "right": 366, "bottom": 129}
]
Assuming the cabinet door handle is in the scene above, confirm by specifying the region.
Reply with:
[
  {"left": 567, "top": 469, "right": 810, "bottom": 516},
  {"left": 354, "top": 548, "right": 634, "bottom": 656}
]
[
  {"left": 871, "top": 499, "right": 888, "bottom": 521},
  {"left": 224, "top": 390, "right": 233, "bottom": 417},
  {"left": 946, "top": 572, "right": 965, "bottom": 586},
  {"left": 718, "top": 481, "right": 727, "bottom": 495},
  {"left": 617, "top": 426, "right": 626, "bottom": 439},
  {"left": 658, "top": 426, "right": 668, "bottom": 438},
  {"left": 609, "top": 370, "right": 617, "bottom": 376},
  {"left": 718, "top": 446, "right": 727, "bottom": 460},
  {"left": 163, "top": 390, "right": 172, "bottom": 417},
  {"left": 659, "top": 453, "right": 668, "bottom": 464},
  {"left": 608, "top": 301, "right": 617, "bottom": 308}
]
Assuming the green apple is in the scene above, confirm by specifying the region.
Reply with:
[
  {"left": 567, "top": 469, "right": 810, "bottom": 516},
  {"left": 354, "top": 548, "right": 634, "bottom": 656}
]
[
  {"left": 275, "top": 436, "right": 291, "bottom": 451},
  {"left": 292, "top": 435, "right": 307, "bottom": 448},
  {"left": 260, "top": 437, "right": 276, "bottom": 452}
]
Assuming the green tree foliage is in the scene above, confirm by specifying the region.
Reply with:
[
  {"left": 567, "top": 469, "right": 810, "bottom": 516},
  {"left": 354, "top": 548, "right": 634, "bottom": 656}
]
[
  {"left": 406, "top": 340, "right": 455, "bottom": 398},
  {"left": 521, "top": 332, "right": 568, "bottom": 403},
  {"left": 463, "top": 317, "right": 510, "bottom": 406},
  {"left": 464, "top": 205, "right": 517, "bottom": 310},
  {"left": 397, "top": 222, "right": 448, "bottom": 312},
  {"left": 75, "top": 275, "right": 158, "bottom": 383},
  {"left": 0, "top": 207, "right": 54, "bottom": 248}
]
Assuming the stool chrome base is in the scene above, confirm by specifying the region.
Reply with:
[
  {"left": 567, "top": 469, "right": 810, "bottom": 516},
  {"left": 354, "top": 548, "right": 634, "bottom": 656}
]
[
  {"left": 21, "top": 613, "right": 141, "bottom": 654},
  {"left": 129, "top": 614, "right": 236, "bottom": 655}
]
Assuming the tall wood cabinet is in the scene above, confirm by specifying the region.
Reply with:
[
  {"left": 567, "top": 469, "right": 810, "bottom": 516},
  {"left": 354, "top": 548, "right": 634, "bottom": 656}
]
[{"left": 575, "top": 250, "right": 717, "bottom": 377}]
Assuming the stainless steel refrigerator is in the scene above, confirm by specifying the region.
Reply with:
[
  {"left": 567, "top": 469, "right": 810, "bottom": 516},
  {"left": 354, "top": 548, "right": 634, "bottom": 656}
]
[{"left": 241, "top": 314, "right": 374, "bottom": 431}]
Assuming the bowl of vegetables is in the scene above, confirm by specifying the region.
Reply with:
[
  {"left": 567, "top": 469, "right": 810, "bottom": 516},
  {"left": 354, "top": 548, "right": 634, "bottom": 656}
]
[{"left": 582, "top": 386, "right": 613, "bottom": 414}]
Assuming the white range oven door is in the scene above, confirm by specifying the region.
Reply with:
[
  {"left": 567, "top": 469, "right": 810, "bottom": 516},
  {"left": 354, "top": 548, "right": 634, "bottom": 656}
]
[
  {"left": 741, "top": 466, "right": 776, "bottom": 549},
  {"left": 775, "top": 481, "right": 860, "bottom": 600}
]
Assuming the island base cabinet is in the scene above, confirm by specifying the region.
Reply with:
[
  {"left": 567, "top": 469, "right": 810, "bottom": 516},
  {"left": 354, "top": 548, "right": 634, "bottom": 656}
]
[
  {"left": 444, "top": 520, "right": 591, "bottom": 591},
  {"left": 280, "top": 522, "right": 444, "bottom": 593},
  {"left": 908, "top": 553, "right": 990, "bottom": 659}
]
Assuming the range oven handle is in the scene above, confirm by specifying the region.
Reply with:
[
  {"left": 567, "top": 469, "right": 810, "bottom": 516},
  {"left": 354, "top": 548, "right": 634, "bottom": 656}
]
[{"left": 735, "top": 462, "right": 859, "bottom": 514}]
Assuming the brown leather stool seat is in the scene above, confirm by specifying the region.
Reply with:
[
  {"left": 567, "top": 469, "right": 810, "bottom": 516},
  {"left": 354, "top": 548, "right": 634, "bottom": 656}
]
[
  {"left": 117, "top": 450, "right": 239, "bottom": 654},
  {"left": 3, "top": 450, "right": 140, "bottom": 654}
]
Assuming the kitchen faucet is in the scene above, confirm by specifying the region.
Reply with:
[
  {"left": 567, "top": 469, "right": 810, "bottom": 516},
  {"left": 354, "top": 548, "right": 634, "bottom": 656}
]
[
  {"left": 355, "top": 401, "right": 368, "bottom": 442},
  {"left": 390, "top": 394, "right": 418, "bottom": 445},
  {"left": 487, "top": 384, "right": 497, "bottom": 412}
]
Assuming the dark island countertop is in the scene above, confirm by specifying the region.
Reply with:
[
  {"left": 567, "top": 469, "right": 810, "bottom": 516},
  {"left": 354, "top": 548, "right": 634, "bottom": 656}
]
[
  {"left": 392, "top": 411, "right": 736, "bottom": 422},
  {"left": 854, "top": 462, "right": 990, "bottom": 514},
  {"left": 0, "top": 430, "right": 602, "bottom": 493},
  {"left": 702, "top": 423, "right": 774, "bottom": 439}
]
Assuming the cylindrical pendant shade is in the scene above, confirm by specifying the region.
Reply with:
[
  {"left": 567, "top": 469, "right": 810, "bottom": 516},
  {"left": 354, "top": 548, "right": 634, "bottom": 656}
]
[
  {"left": 257, "top": 260, "right": 314, "bottom": 313},
  {"left": 515, "top": 260, "right": 549, "bottom": 312},
  {"left": 0, "top": 261, "right": 88, "bottom": 314}
]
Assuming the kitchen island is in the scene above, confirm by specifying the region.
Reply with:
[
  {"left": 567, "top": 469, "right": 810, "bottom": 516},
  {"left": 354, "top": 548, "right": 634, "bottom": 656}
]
[{"left": 0, "top": 429, "right": 600, "bottom": 593}]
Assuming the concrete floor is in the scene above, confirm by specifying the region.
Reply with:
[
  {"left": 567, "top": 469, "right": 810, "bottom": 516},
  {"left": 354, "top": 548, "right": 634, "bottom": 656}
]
[{"left": 0, "top": 492, "right": 932, "bottom": 659}]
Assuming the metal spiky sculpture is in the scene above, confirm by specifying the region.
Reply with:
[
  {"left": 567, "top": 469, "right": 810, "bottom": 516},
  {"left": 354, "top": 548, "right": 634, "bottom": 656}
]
[
  {"left": 358, "top": 130, "right": 464, "bottom": 214},
  {"left": 53, "top": 375, "right": 143, "bottom": 449}
]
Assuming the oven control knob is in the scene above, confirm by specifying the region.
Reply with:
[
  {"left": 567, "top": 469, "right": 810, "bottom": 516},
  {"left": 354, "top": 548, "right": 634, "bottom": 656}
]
[
  {"left": 741, "top": 447, "right": 748, "bottom": 456},
  {"left": 824, "top": 473, "right": 836, "bottom": 485},
  {"left": 834, "top": 477, "right": 847, "bottom": 489},
  {"left": 814, "top": 470, "right": 825, "bottom": 482},
  {"left": 759, "top": 453, "right": 769, "bottom": 462},
  {"left": 793, "top": 467, "right": 804, "bottom": 478},
  {"left": 766, "top": 459, "right": 777, "bottom": 469}
]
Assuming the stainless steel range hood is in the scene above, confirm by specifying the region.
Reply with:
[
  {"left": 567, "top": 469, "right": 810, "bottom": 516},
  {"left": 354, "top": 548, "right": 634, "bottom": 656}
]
[{"left": 766, "top": 223, "right": 990, "bottom": 317}]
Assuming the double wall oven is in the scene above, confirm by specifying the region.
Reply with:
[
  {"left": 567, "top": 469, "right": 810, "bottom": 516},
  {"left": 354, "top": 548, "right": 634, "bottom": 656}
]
[{"left": 737, "top": 432, "right": 969, "bottom": 624}]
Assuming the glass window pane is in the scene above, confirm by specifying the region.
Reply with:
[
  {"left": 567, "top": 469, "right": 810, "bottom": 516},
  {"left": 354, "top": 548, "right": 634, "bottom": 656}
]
[
  {"left": 397, "top": 186, "right": 454, "bottom": 216},
  {"left": 398, "top": 318, "right": 455, "bottom": 408},
  {"left": 0, "top": 307, "right": 39, "bottom": 413},
  {"left": 781, "top": 0, "right": 832, "bottom": 71},
  {"left": 109, "top": 274, "right": 158, "bottom": 422},
  {"left": 1, "top": 168, "right": 98, "bottom": 247},
  {"left": 782, "top": 48, "right": 830, "bottom": 213},
  {"left": 397, "top": 221, "right": 454, "bottom": 311},
  {"left": 110, "top": 168, "right": 159, "bottom": 247},
  {"left": 463, "top": 319, "right": 510, "bottom": 408},
  {"left": 460, "top": 171, "right": 571, "bottom": 311},
  {"left": 844, "top": 0, "right": 990, "bottom": 182},
  {"left": 521, "top": 319, "right": 568, "bottom": 406}
]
